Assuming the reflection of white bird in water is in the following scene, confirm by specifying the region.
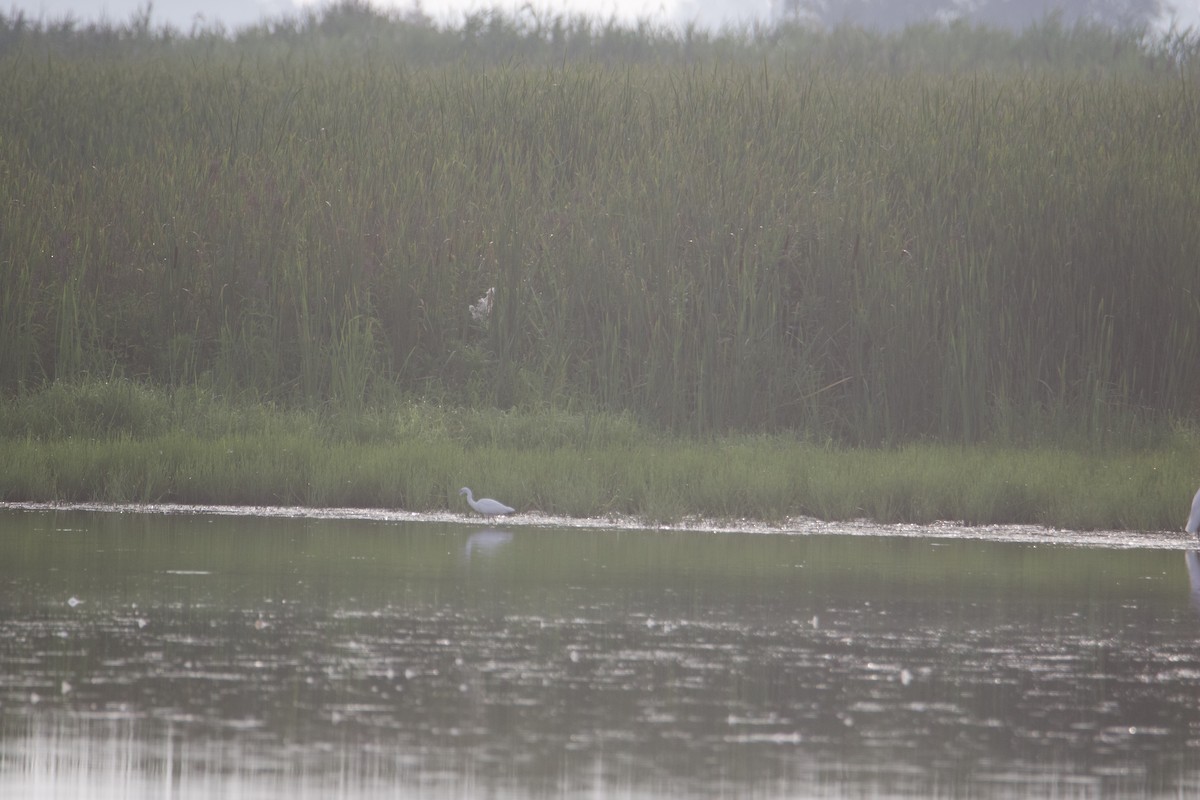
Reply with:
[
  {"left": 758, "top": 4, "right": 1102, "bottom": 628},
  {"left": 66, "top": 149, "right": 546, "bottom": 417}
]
[
  {"left": 459, "top": 487, "right": 515, "bottom": 518},
  {"left": 1185, "top": 550, "right": 1200, "bottom": 616},
  {"left": 464, "top": 529, "right": 514, "bottom": 562},
  {"left": 1188, "top": 486, "right": 1200, "bottom": 534}
]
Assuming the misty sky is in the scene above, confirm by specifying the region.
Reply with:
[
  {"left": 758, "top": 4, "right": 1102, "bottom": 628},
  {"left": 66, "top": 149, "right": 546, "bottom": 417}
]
[{"left": 8, "top": 0, "right": 1200, "bottom": 34}]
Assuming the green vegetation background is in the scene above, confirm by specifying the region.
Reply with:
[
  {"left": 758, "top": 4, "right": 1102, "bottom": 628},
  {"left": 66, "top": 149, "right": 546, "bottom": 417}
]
[{"left": 1, "top": 4, "right": 1198, "bottom": 528}]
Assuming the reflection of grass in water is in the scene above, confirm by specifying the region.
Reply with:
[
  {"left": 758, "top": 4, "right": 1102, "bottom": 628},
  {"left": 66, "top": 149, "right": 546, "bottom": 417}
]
[
  {"left": 0, "top": 504, "right": 1179, "bottom": 603},
  {"left": 2, "top": 381, "right": 1198, "bottom": 533}
]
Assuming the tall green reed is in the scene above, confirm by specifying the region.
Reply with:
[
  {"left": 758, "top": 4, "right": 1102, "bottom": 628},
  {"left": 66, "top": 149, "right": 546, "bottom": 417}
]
[{"left": 1, "top": 14, "right": 1197, "bottom": 444}]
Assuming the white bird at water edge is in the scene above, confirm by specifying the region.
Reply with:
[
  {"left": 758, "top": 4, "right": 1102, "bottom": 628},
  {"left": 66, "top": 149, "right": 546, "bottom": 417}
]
[
  {"left": 459, "top": 487, "right": 515, "bottom": 518},
  {"left": 1187, "top": 486, "right": 1200, "bottom": 534}
]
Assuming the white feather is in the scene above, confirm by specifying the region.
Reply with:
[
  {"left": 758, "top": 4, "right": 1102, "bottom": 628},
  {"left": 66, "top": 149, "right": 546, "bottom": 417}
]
[
  {"left": 1187, "top": 486, "right": 1200, "bottom": 534},
  {"left": 459, "top": 487, "right": 515, "bottom": 517}
]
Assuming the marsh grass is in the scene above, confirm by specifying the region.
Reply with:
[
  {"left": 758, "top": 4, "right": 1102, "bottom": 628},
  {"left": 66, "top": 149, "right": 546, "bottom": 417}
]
[
  {"left": 2, "top": 381, "right": 1198, "bottom": 531},
  {"left": 2, "top": 8, "right": 1199, "bottom": 446},
  {"left": 1, "top": 8, "right": 1199, "bottom": 528}
]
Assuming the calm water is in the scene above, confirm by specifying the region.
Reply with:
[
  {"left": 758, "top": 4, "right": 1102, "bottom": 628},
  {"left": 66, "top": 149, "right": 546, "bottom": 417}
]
[{"left": 2, "top": 506, "right": 1199, "bottom": 798}]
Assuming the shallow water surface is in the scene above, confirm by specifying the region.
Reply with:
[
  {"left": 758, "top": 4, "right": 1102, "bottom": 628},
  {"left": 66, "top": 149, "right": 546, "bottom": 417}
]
[{"left": 1, "top": 507, "right": 1199, "bottom": 798}]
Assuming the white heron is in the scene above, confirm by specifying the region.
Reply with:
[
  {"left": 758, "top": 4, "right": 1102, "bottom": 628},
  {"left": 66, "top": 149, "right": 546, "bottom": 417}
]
[
  {"left": 459, "top": 487, "right": 515, "bottom": 518},
  {"left": 1188, "top": 486, "right": 1200, "bottom": 534}
]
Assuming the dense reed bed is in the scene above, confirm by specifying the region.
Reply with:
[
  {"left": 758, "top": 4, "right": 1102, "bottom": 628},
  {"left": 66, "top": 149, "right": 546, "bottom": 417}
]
[
  {"left": 2, "top": 380, "right": 1198, "bottom": 531},
  {"left": 1, "top": 7, "right": 1199, "bottom": 529},
  {"left": 3, "top": 6, "right": 1198, "bottom": 445}
]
